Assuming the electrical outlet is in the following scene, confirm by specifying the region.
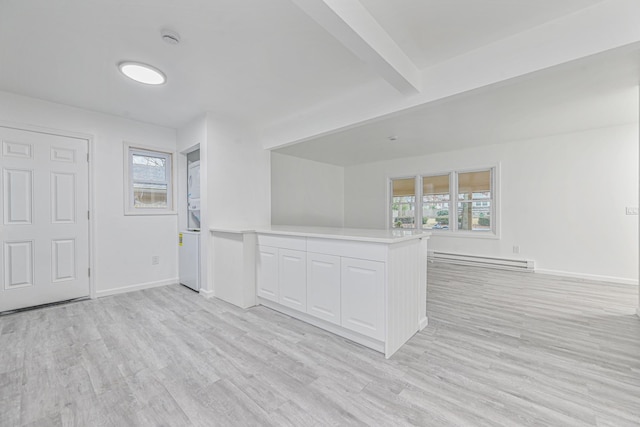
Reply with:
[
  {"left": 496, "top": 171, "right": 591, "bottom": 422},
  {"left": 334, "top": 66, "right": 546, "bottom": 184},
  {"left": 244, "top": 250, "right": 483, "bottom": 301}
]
[
  {"left": 152, "top": 256, "right": 160, "bottom": 265},
  {"left": 513, "top": 245, "right": 520, "bottom": 254},
  {"left": 626, "top": 207, "right": 639, "bottom": 215}
]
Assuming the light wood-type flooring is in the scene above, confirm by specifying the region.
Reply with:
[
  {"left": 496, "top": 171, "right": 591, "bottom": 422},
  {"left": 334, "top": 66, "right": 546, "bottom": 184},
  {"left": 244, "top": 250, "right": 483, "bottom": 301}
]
[{"left": 1, "top": 263, "right": 639, "bottom": 426}]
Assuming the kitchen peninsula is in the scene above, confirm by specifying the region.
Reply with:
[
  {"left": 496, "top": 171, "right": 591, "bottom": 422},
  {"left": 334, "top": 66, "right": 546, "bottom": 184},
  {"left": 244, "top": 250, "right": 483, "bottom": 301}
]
[{"left": 210, "top": 226, "right": 430, "bottom": 358}]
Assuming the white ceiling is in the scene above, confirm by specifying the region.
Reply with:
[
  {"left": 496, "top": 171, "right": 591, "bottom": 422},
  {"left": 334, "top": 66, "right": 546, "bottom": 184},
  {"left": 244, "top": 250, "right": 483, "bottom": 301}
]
[
  {"left": 359, "top": 0, "right": 605, "bottom": 68},
  {"left": 0, "top": 0, "right": 377, "bottom": 128},
  {"left": 0, "top": 0, "right": 637, "bottom": 164},
  {"left": 274, "top": 48, "right": 640, "bottom": 166}
]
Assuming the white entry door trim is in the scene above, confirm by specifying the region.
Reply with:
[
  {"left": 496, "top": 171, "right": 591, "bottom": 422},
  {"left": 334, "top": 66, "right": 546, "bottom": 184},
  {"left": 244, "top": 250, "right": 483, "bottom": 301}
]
[{"left": 0, "top": 120, "right": 95, "bottom": 309}]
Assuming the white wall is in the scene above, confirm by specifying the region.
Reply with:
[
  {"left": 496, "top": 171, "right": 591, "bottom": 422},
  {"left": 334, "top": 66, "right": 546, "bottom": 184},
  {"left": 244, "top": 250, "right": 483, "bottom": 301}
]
[
  {"left": 344, "top": 123, "right": 639, "bottom": 283},
  {"left": 271, "top": 152, "right": 344, "bottom": 227},
  {"left": 0, "top": 91, "right": 178, "bottom": 295},
  {"left": 205, "top": 114, "right": 271, "bottom": 300},
  {"left": 207, "top": 115, "right": 271, "bottom": 229}
]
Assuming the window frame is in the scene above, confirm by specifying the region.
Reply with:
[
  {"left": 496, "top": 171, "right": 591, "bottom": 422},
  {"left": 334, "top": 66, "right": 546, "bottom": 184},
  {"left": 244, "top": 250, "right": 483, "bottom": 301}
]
[
  {"left": 124, "top": 142, "right": 177, "bottom": 216},
  {"left": 388, "top": 165, "right": 500, "bottom": 239}
]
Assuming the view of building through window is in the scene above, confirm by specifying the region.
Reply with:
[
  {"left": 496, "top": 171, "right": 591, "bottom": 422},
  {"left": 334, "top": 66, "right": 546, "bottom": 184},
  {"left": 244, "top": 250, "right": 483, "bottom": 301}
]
[
  {"left": 423, "top": 174, "right": 450, "bottom": 230},
  {"left": 457, "top": 170, "right": 491, "bottom": 231},
  {"left": 391, "top": 178, "right": 416, "bottom": 228},
  {"left": 132, "top": 153, "right": 169, "bottom": 208},
  {"left": 391, "top": 168, "right": 495, "bottom": 233},
  {"left": 126, "top": 145, "right": 173, "bottom": 214}
]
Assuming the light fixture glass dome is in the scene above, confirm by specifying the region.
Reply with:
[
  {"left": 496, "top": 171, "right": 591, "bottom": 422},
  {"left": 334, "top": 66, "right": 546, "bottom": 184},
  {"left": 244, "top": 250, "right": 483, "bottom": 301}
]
[{"left": 118, "top": 61, "right": 166, "bottom": 85}]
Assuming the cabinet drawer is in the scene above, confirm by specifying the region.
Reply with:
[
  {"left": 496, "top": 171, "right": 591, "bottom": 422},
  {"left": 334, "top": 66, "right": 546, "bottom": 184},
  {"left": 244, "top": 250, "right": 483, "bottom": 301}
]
[
  {"left": 257, "top": 234, "right": 306, "bottom": 251},
  {"left": 341, "top": 257, "right": 385, "bottom": 340},
  {"left": 307, "top": 238, "right": 386, "bottom": 262}
]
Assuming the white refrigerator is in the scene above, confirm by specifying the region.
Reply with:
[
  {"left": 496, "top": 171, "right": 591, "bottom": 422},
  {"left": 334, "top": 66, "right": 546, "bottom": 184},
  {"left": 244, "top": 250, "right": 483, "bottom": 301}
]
[{"left": 179, "top": 231, "right": 200, "bottom": 291}]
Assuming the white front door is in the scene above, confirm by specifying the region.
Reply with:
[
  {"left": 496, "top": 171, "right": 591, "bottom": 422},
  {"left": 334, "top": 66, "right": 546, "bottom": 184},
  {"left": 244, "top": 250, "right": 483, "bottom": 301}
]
[{"left": 0, "top": 126, "right": 89, "bottom": 312}]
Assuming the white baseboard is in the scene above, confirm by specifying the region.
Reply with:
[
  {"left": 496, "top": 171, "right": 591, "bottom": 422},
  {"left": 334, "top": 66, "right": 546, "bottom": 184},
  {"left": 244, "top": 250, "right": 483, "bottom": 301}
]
[
  {"left": 258, "top": 297, "right": 385, "bottom": 354},
  {"left": 95, "top": 278, "right": 178, "bottom": 298},
  {"left": 535, "top": 269, "right": 638, "bottom": 286},
  {"left": 199, "top": 288, "right": 215, "bottom": 298},
  {"left": 419, "top": 316, "right": 429, "bottom": 330}
]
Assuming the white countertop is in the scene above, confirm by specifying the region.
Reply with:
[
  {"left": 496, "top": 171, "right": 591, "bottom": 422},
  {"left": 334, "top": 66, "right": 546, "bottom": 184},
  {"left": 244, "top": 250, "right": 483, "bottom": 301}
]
[{"left": 211, "top": 225, "right": 430, "bottom": 243}]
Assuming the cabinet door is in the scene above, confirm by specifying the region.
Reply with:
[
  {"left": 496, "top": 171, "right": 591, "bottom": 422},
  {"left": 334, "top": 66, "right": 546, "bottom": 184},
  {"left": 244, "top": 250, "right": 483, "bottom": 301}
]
[
  {"left": 256, "top": 246, "right": 278, "bottom": 302},
  {"left": 341, "top": 257, "right": 385, "bottom": 340},
  {"left": 279, "top": 249, "right": 307, "bottom": 311},
  {"left": 307, "top": 253, "right": 341, "bottom": 325}
]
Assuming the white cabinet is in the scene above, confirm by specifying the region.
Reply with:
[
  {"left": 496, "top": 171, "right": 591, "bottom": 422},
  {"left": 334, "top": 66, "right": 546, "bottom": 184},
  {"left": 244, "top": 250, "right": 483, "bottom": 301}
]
[
  {"left": 307, "top": 253, "right": 341, "bottom": 325},
  {"left": 256, "top": 245, "right": 278, "bottom": 302},
  {"left": 279, "top": 249, "right": 307, "bottom": 311},
  {"left": 256, "top": 244, "right": 307, "bottom": 311},
  {"left": 341, "top": 257, "right": 385, "bottom": 340},
  {"left": 254, "top": 228, "right": 428, "bottom": 358}
]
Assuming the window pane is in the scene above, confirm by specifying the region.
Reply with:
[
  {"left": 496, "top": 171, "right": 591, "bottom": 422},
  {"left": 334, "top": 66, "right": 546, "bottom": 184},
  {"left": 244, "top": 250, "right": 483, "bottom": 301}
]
[
  {"left": 458, "top": 170, "right": 491, "bottom": 200},
  {"left": 133, "top": 183, "right": 168, "bottom": 208},
  {"left": 423, "top": 175, "right": 450, "bottom": 200},
  {"left": 391, "top": 178, "right": 415, "bottom": 228},
  {"left": 132, "top": 154, "right": 167, "bottom": 183},
  {"left": 422, "top": 175, "right": 450, "bottom": 229},
  {"left": 457, "top": 201, "right": 491, "bottom": 231},
  {"left": 423, "top": 201, "right": 449, "bottom": 230},
  {"left": 392, "top": 196, "right": 415, "bottom": 228}
]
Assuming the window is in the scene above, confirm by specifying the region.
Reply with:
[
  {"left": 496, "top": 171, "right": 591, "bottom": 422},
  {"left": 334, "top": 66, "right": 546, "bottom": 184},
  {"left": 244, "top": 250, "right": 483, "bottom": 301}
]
[
  {"left": 390, "top": 167, "right": 497, "bottom": 236},
  {"left": 390, "top": 177, "right": 416, "bottom": 228},
  {"left": 125, "top": 143, "right": 175, "bottom": 215},
  {"left": 457, "top": 170, "right": 492, "bottom": 232},
  {"left": 422, "top": 174, "right": 450, "bottom": 230}
]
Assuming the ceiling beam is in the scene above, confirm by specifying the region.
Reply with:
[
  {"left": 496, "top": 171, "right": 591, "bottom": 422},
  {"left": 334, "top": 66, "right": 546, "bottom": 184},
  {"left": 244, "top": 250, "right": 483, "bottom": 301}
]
[{"left": 291, "top": 0, "right": 421, "bottom": 95}]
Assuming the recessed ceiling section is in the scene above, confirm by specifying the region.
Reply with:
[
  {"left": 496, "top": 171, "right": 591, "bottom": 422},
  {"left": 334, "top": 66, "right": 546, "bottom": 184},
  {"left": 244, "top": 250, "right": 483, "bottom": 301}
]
[{"left": 273, "top": 49, "right": 640, "bottom": 167}]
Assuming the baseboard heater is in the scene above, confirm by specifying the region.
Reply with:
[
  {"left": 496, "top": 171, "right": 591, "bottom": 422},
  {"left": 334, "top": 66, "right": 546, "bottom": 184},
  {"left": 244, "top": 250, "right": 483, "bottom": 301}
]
[{"left": 428, "top": 251, "right": 535, "bottom": 272}]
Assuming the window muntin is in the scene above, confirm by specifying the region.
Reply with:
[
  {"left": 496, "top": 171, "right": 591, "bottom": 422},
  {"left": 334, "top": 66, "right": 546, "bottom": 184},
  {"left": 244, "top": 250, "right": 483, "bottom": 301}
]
[{"left": 391, "top": 178, "right": 416, "bottom": 228}]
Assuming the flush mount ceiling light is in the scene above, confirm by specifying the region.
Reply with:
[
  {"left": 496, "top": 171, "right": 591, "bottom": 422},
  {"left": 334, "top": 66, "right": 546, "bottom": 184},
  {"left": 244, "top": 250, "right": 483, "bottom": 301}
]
[{"left": 118, "top": 61, "right": 166, "bottom": 85}]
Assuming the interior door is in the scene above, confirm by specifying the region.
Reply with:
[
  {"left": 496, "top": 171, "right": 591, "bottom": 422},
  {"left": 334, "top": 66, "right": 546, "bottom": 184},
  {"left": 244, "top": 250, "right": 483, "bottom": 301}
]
[{"left": 0, "top": 126, "right": 89, "bottom": 312}]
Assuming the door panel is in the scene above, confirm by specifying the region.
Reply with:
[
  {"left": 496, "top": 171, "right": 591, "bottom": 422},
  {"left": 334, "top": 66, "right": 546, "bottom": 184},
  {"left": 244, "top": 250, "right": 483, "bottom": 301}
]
[
  {"left": 50, "top": 146, "right": 76, "bottom": 163},
  {"left": 3, "top": 241, "right": 34, "bottom": 289},
  {"left": 51, "top": 172, "right": 76, "bottom": 223},
  {"left": 2, "top": 140, "right": 32, "bottom": 158},
  {"left": 0, "top": 127, "right": 89, "bottom": 312},
  {"left": 51, "top": 239, "right": 76, "bottom": 282},
  {"left": 3, "top": 169, "right": 32, "bottom": 224}
]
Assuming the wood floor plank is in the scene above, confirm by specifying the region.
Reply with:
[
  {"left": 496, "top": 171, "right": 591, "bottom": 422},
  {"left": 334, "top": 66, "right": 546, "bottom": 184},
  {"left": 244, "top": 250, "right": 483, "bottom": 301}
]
[{"left": 1, "top": 263, "right": 638, "bottom": 426}]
